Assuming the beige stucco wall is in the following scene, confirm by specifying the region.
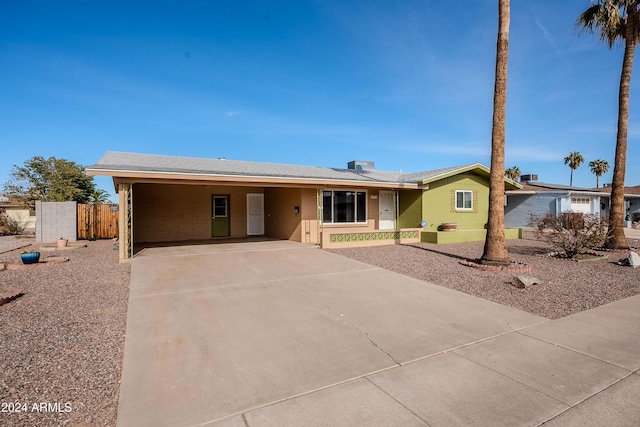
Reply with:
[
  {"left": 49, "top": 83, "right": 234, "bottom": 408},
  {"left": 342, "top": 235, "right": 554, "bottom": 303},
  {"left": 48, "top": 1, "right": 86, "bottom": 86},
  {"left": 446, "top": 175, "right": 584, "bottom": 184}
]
[
  {"left": 133, "top": 183, "right": 263, "bottom": 243},
  {"left": 264, "top": 188, "right": 302, "bottom": 241},
  {"left": 5, "top": 208, "right": 36, "bottom": 230},
  {"left": 262, "top": 188, "right": 319, "bottom": 244},
  {"left": 369, "top": 191, "right": 381, "bottom": 229},
  {"left": 300, "top": 188, "right": 318, "bottom": 243}
]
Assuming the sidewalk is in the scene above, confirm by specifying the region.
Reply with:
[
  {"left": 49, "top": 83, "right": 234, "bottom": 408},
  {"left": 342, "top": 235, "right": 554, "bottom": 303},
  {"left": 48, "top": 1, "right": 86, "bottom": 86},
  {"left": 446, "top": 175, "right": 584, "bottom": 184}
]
[
  {"left": 221, "top": 294, "right": 640, "bottom": 426},
  {"left": 625, "top": 227, "right": 640, "bottom": 240}
]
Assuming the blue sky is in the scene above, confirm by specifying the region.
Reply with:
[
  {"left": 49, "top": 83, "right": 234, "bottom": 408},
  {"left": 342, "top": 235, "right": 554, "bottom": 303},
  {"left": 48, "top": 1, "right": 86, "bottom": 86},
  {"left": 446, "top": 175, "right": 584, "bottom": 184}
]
[{"left": 2, "top": 0, "right": 639, "bottom": 199}]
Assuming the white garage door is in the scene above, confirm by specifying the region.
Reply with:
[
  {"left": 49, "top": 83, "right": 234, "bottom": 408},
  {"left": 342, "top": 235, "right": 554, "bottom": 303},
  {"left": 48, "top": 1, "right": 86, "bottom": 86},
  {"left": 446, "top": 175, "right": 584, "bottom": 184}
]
[{"left": 570, "top": 197, "right": 591, "bottom": 214}]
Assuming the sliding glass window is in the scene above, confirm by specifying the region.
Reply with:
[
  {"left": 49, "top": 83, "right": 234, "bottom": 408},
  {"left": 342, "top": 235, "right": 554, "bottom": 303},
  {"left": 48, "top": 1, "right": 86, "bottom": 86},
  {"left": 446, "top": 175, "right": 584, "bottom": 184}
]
[{"left": 322, "top": 190, "right": 367, "bottom": 224}]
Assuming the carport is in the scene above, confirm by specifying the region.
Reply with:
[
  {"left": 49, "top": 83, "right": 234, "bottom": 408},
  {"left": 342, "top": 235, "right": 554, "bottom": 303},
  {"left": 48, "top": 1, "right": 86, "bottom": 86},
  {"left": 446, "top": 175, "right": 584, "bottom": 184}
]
[{"left": 130, "top": 182, "right": 319, "bottom": 252}]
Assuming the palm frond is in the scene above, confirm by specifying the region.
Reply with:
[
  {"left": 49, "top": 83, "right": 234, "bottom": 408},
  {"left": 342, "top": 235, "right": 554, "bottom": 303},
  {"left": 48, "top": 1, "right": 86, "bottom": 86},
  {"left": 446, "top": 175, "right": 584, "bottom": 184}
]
[
  {"left": 577, "top": 1, "right": 640, "bottom": 47},
  {"left": 576, "top": 3, "right": 624, "bottom": 47}
]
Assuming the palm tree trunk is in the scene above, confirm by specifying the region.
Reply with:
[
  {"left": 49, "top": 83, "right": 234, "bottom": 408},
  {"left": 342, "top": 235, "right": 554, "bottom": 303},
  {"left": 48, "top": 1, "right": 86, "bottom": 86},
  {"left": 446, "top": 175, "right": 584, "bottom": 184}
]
[
  {"left": 606, "top": 3, "right": 635, "bottom": 249},
  {"left": 481, "top": 0, "right": 510, "bottom": 265},
  {"left": 570, "top": 169, "right": 573, "bottom": 187}
]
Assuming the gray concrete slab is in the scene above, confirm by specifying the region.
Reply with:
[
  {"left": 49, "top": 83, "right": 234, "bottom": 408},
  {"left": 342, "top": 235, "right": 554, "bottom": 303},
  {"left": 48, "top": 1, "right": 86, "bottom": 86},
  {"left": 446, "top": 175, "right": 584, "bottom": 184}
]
[
  {"left": 129, "top": 242, "right": 375, "bottom": 298},
  {"left": 367, "top": 352, "right": 568, "bottom": 426},
  {"left": 625, "top": 227, "right": 640, "bottom": 240},
  {"left": 208, "top": 415, "right": 248, "bottom": 427},
  {"left": 243, "top": 378, "right": 428, "bottom": 426},
  {"left": 118, "top": 242, "right": 545, "bottom": 426},
  {"left": 554, "top": 293, "right": 640, "bottom": 336},
  {"left": 120, "top": 277, "right": 395, "bottom": 426},
  {"left": 542, "top": 373, "right": 640, "bottom": 427},
  {"left": 521, "top": 296, "right": 640, "bottom": 371},
  {"left": 136, "top": 239, "right": 311, "bottom": 257},
  {"left": 286, "top": 267, "right": 545, "bottom": 364},
  {"left": 453, "top": 332, "right": 629, "bottom": 405}
]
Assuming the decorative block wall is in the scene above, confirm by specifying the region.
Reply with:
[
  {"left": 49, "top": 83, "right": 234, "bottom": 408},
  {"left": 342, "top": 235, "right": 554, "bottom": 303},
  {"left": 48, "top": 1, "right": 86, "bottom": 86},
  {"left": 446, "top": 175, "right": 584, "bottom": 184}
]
[{"left": 35, "top": 201, "right": 78, "bottom": 242}]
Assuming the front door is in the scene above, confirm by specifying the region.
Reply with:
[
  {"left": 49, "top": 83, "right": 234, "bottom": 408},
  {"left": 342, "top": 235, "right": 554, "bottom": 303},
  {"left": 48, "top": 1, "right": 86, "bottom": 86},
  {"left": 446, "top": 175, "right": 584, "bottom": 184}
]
[
  {"left": 212, "top": 195, "right": 230, "bottom": 237},
  {"left": 379, "top": 190, "right": 396, "bottom": 230},
  {"left": 247, "top": 193, "right": 264, "bottom": 235}
]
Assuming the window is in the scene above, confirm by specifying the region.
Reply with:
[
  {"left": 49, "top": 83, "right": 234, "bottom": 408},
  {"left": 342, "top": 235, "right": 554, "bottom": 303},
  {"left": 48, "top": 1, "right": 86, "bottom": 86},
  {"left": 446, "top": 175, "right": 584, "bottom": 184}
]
[
  {"left": 322, "top": 190, "right": 367, "bottom": 223},
  {"left": 213, "top": 196, "right": 228, "bottom": 217},
  {"left": 571, "top": 197, "right": 590, "bottom": 205},
  {"left": 455, "top": 190, "right": 473, "bottom": 210}
]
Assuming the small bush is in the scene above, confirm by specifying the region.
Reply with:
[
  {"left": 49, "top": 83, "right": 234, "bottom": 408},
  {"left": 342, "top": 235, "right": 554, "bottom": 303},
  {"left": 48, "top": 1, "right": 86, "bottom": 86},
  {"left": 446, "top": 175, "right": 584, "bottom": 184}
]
[
  {"left": 0, "top": 212, "right": 25, "bottom": 236},
  {"left": 528, "top": 212, "right": 608, "bottom": 258}
]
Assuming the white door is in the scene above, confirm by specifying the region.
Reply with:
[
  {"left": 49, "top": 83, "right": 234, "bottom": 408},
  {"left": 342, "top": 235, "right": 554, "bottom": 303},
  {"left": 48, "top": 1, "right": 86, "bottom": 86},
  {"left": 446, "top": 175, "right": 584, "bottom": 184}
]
[
  {"left": 379, "top": 191, "right": 396, "bottom": 230},
  {"left": 247, "top": 193, "right": 264, "bottom": 235}
]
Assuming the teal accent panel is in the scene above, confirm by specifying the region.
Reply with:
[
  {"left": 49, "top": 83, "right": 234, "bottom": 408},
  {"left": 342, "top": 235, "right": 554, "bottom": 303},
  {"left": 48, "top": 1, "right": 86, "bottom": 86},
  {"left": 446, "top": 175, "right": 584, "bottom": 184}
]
[{"left": 329, "top": 230, "right": 419, "bottom": 243}]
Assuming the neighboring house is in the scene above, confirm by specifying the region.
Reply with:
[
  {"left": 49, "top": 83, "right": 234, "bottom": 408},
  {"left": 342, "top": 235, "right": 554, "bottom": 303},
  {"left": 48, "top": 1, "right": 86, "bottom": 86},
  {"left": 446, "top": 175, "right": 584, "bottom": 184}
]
[
  {"left": 590, "top": 184, "right": 640, "bottom": 222},
  {"left": 0, "top": 194, "right": 36, "bottom": 232},
  {"left": 87, "top": 152, "right": 522, "bottom": 261},
  {"left": 504, "top": 174, "right": 640, "bottom": 228}
]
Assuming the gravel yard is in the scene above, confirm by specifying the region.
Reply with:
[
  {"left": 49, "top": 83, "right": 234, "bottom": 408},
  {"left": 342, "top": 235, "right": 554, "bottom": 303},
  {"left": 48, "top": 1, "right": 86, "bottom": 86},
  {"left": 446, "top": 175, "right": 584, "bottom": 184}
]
[
  {"left": 0, "top": 236, "right": 130, "bottom": 426},
  {"left": 331, "top": 232, "right": 640, "bottom": 319}
]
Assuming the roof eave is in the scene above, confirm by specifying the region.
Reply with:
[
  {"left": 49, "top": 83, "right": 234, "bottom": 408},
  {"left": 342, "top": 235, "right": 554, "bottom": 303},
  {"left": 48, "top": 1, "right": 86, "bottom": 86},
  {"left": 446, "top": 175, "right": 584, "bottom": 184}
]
[
  {"left": 505, "top": 190, "right": 537, "bottom": 195},
  {"left": 567, "top": 190, "right": 611, "bottom": 197}
]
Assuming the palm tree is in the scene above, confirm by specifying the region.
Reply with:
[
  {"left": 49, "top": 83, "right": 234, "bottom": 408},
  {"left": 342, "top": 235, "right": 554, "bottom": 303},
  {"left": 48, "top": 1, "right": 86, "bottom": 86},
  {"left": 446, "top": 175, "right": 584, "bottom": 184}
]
[
  {"left": 564, "top": 151, "right": 585, "bottom": 187},
  {"left": 577, "top": 0, "right": 639, "bottom": 249},
  {"left": 85, "top": 188, "right": 111, "bottom": 241},
  {"left": 589, "top": 159, "right": 610, "bottom": 188},
  {"left": 89, "top": 189, "right": 111, "bottom": 204},
  {"left": 504, "top": 166, "right": 521, "bottom": 182},
  {"left": 481, "top": 0, "right": 510, "bottom": 266}
]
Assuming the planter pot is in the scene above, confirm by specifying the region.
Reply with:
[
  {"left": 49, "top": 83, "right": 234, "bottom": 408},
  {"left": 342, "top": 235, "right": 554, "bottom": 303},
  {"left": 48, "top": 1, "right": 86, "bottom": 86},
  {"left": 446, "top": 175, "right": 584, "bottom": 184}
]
[
  {"left": 441, "top": 222, "right": 457, "bottom": 232},
  {"left": 21, "top": 252, "right": 41, "bottom": 264},
  {"left": 57, "top": 239, "right": 69, "bottom": 248},
  {"left": 625, "top": 221, "right": 632, "bottom": 228}
]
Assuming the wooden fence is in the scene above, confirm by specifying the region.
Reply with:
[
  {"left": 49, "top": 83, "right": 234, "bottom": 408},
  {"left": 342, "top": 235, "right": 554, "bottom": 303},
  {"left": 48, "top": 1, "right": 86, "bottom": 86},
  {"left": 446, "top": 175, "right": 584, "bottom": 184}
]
[{"left": 77, "top": 204, "right": 119, "bottom": 240}]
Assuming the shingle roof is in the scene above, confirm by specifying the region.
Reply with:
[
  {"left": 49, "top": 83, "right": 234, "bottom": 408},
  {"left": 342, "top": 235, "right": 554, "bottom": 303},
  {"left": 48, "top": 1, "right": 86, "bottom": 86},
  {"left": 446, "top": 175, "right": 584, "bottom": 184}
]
[
  {"left": 0, "top": 195, "right": 22, "bottom": 207},
  {"left": 400, "top": 165, "right": 480, "bottom": 183},
  {"left": 511, "top": 181, "right": 640, "bottom": 198},
  {"left": 88, "top": 151, "right": 483, "bottom": 185},
  {"left": 588, "top": 185, "right": 640, "bottom": 195},
  {"left": 518, "top": 182, "right": 593, "bottom": 192}
]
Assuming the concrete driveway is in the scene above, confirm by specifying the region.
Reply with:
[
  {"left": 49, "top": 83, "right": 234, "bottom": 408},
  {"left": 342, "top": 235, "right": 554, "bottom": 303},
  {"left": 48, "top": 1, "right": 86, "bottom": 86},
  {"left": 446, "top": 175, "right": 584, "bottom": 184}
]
[{"left": 117, "top": 241, "right": 640, "bottom": 426}]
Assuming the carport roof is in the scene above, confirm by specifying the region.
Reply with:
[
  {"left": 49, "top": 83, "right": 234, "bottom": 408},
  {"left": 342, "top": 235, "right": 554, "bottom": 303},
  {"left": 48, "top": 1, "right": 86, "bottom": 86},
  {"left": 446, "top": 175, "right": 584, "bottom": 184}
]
[{"left": 87, "top": 151, "right": 522, "bottom": 189}]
